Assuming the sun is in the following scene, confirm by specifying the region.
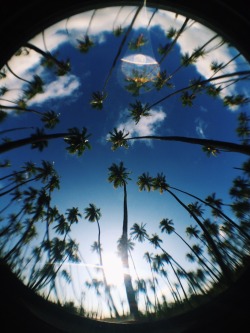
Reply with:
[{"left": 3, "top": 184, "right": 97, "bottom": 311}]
[{"left": 102, "top": 251, "right": 124, "bottom": 286}]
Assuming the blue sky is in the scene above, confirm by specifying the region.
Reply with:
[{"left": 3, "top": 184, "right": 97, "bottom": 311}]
[{"left": 1, "top": 4, "right": 250, "bottom": 317}]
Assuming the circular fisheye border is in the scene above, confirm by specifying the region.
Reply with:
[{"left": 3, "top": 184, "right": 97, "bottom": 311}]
[{"left": 0, "top": 1, "right": 250, "bottom": 332}]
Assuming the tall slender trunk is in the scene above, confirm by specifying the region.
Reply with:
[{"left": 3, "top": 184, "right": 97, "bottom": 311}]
[
  {"left": 0, "top": 104, "right": 43, "bottom": 115},
  {"left": 166, "top": 189, "right": 233, "bottom": 284},
  {"left": 170, "top": 185, "right": 250, "bottom": 242},
  {"left": 102, "top": 5, "right": 143, "bottom": 92},
  {"left": 148, "top": 70, "right": 250, "bottom": 110},
  {"left": 0, "top": 175, "right": 39, "bottom": 197},
  {"left": 159, "top": 18, "right": 190, "bottom": 65},
  {"left": 3, "top": 220, "right": 34, "bottom": 262},
  {"left": 121, "top": 182, "right": 139, "bottom": 319},
  {"left": 169, "top": 34, "right": 220, "bottom": 78},
  {"left": 173, "top": 230, "right": 221, "bottom": 282},
  {"left": 6, "top": 63, "right": 31, "bottom": 84},
  {"left": 24, "top": 42, "right": 66, "bottom": 70},
  {"left": 96, "top": 220, "right": 120, "bottom": 318}
]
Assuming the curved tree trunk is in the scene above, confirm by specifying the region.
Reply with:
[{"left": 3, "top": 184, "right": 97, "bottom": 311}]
[
  {"left": 166, "top": 189, "right": 233, "bottom": 285},
  {"left": 128, "top": 135, "right": 250, "bottom": 156},
  {"left": 102, "top": 5, "right": 143, "bottom": 92},
  {"left": 170, "top": 185, "right": 250, "bottom": 242},
  {"left": 24, "top": 42, "right": 66, "bottom": 70},
  {"left": 174, "top": 230, "right": 221, "bottom": 283},
  {"left": 0, "top": 132, "right": 69, "bottom": 154},
  {"left": 148, "top": 70, "right": 250, "bottom": 110}
]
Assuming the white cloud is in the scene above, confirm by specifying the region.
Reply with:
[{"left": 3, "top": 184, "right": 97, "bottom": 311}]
[
  {"left": 28, "top": 75, "right": 81, "bottom": 106},
  {"left": 116, "top": 108, "right": 166, "bottom": 144},
  {"left": 1, "top": 5, "right": 246, "bottom": 112},
  {"left": 65, "top": 6, "right": 243, "bottom": 102},
  {"left": 29, "top": 25, "right": 69, "bottom": 53},
  {"left": 195, "top": 117, "right": 208, "bottom": 138}
]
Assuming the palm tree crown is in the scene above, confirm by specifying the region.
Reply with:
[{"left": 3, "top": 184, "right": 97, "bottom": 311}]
[{"left": 108, "top": 162, "right": 131, "bottom": 188}]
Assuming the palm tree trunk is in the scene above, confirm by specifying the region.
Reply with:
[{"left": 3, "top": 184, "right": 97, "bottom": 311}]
[
  {"left": 0, "top": 175, "right": 38, "bottom": 197},
  {"left": 166, "top": 256, "right": 190, "bottom": 303},
  {"left": 148, "top": 70, "right": 250, "bottom": 110},
  {"left": 3, "top": 220, "right": 34, "bottom": 262},
  {"left": 0, "top": 104, "right": 43, "bottom": 115},
  {"left": 159, "top": 17, "right": 190, "bottom": 65},
  {"left": 174, "top": 230, "right": 221, "bottom": 282},
  {"left": 169, "top": 34, "right": 220, "bottom": 77},
  {"left": 166, "top": 189, "right": 233, "bottom": 284},
  {"left": 0, "top": 131, "right": 70, "bottom": 154},
  {"left": 96, "top": 219, "right": 120, "bottom": 318},
  {"left": 121, "top": 183, "right": 139, "bottom": 319},
  {"left": 5, "top": 63, "right": 31, "bottom": 84},
  {"left": 0, "top": 126, "right": 35, "bottom": 135},
  {"left": 161, "top": 269, "right": 181, "bottom": 304},
  {"left": 102, "top": 5, "right": 143, "bottom": 92},
  {"left": 170, "top": 185, "right": 250, "bottom": 242},
  {"left": 127, "top": 135, "right": 250, "bottom": 156},
  {"left": 24, "top": 42, "right": 66, "bottom": 70}
]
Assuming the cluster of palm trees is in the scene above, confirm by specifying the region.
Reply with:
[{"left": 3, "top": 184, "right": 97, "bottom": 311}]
[
  {"left": 0, "top": 3, "right": 250, "bottom": 322},
  {"left": 0, "top": 157, "right": 249, "bottom": 320}
]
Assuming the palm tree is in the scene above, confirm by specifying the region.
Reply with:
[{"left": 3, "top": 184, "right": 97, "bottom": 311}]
[
  {"left": 0, "top": 127, "right": 91, "bottom": 155},
  {"left": 124, "top": 70, "right": 153, "bottom": 96},
  {"left": 66, "top": 207, "right": 82, "bottom": 225},
  {"left": 90, "top": 5, "right": 143, "bottom": 110},
  {"left": 144, "top": 251, "right": 158, "bottom": 310},
  {"left": 163, "top": 185, "right": 250, "bottom": 244},
  {"left": 130, "top": 223, "right": 191, "bottom": 304},
  {"left": 107, "top": 162, "right": 139, "bottom": 319},
  {"left": 0, "top": 160, "right": 57, "bottom": 198},
  {"left": 75, "top": 9, "right": 97, "bottom": 53},
  {"left": 107, "top": 128, "right": 250, "bottom": 156},
  {"left": 84, "top": 203, "right": 120, "bottom": 318},
  {"left": 134, "top": 278, "right": 152, "bottom": 314},
  {"left": 128, "top": 100, "right": 151, "bottom": 124},
  {"left": 137, "top": 172, "right": 233, "bottom": 285},
  {"left": 159, "top": 218, "right": 221, "bottom": 282},
  {"left": 158, "top": 17, "right": 190, "bottom": 65},
  {"left": 108, "top": 128, "right": 130, "bottom": 151},
  {"left": 112, "top": 6, "right": 124, "bottom": 36},
  {"left": 153, "top": 70, "right": 174, "bottom": 91},
  {"left": 149, "top": 233, "right": 191, "bottom": 304},
  {"left": 90, "top": 91, "right": 108, "bottom": 110},
  {"left": 23, "top": 42, "right": 71, "bottom": 76},
  {"left": 5, "top": 63, "right": 44, "bottom": 99},
  {"left": 170, "top": 34, "right": 223, "bottom": 78},
  {"left": 31, "top": 238, "right": 80, "bottom": 293},
  {"left": 0, "top": 104, "right": 60, "bottom": 129},
  {"left": 148, "top": 69, "right": 250, "bottom": 111},
  {"left": 128, "top": 33, "right": 148, "bottom": 50}
]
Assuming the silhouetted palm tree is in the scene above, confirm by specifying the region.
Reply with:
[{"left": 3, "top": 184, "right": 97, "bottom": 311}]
[
  {"left": 107, "top": 127, "right": 250, "bottom": 156},
  {"left": 137, "top": 172, "right": 233, "bottom": 285},
  {"left": 130, "top": 223, "right": 191, "bottom": 304},
  {"left": 0, "top": 127, "right": 91, "bottom": 155},
  {"left": 90, "top": 5, "right": 143, "bottom": 110},
  {"left": 0, "top": 160, "right": 57, "bottom": 197},
  {"left": 159, "top": 218, "right": 221, "bottom": 282},
  {"left": 144, "top": 251, "right": 158, "bottom": 310},
  {"left": 23, "top": 42, "right": 71, "bottom": 76},
  {"left": 84, "top": 203, "right": 120, "bottom": 318},
  {"left": 107, "top": 161, "right": 139, "bottom": 319},
  {"left": 5, "top": 63, "right": 44, "bottom": 99},
  {"left": 0, "top": 103, "right": 60, "bottom": 129},
  {"left": 158, "top": 17, "right": 190, "bottom": 65}
]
